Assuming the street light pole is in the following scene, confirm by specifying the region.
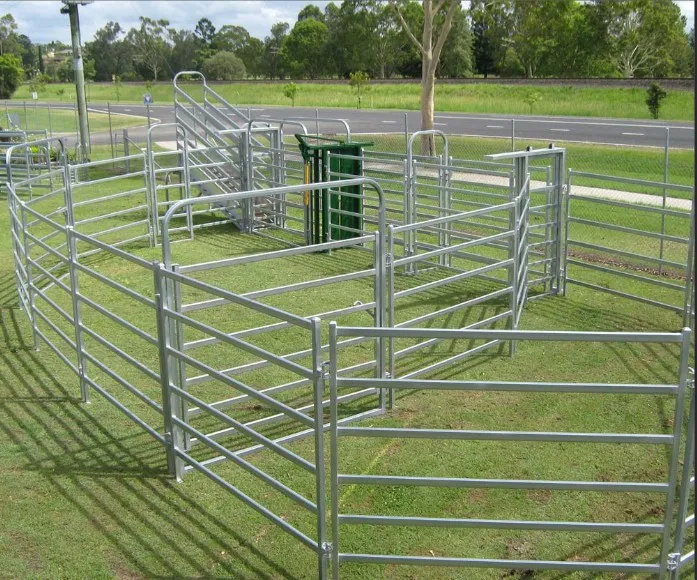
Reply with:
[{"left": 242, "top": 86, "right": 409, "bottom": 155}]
[{"left": 62, "top": 0, "right": 92, "bottom": 162}]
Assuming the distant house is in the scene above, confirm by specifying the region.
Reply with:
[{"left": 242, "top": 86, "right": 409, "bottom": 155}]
[{"left": 42, "top": 47, "right": 72, "bottom": 79}]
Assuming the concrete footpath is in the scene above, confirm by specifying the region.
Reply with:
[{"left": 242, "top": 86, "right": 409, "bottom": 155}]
[{"left": 155, "top": 140, "right": 692, "bottom": 213}]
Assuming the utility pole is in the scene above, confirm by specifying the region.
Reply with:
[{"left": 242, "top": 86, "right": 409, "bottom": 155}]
[{"left": 61, "top": 0, "right": 92, "bottom": 162}]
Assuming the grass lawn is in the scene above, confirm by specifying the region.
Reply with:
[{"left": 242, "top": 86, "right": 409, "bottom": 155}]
[
  {"left": 2, "top": 104, "right": 149, "bottom": 134},
  {"left": 364, "top": 134, "right": 695, "bottom": 195},
  {"left": 0, "top": 146, "right": 693, "bottom": 578},
  {"left": 14, "top": 81, "right": 696, "bottom": 121}
]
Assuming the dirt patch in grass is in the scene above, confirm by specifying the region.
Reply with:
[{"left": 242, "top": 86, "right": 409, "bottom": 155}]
[
  {"left": 526, "top": 489, "right": 553, "bottom": 504},
  {"left": 568, "top": 249, "right": 686, "bottom": 281}
]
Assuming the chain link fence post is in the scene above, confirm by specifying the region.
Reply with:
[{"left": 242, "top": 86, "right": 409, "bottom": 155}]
[
  {"left": 108, "top": 102, "right": 114, "bottom": 168},
  {"left": 659, "top": 126, "right": 670, "bottom": 275}
]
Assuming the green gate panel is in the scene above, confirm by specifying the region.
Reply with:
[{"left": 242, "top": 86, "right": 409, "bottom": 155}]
[{"left": 295, "top": 135, "right": 373, "bottom": 244}]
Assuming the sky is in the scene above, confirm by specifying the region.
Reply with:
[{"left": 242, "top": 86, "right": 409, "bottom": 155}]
[{"left": 2, "top": 0, "right": 695, "bottom": 45}]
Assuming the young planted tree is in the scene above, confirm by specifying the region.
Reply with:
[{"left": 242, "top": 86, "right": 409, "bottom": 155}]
[
  {"left": 283, "top": 82, "right": 298, "bottom": 106},
  {"left": 645, "top": 82, "right": 667, "bottom": 119},
  {"left": 349, "top": 71, "right": 370, "bottom": 109},
  {"left": 523, "top": 90, "right": 542, "bottom": 114},
  {"left": 391, "top": 0, "right": 459, "bottom": 155}
]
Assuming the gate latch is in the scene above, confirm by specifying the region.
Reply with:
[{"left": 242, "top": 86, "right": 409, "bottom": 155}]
[{"left": 667, "top": 553, "right": 681, "bottom": 571}]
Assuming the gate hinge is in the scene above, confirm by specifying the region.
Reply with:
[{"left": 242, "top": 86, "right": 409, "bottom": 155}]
[
  {"left": 687, "top": 367, "right": 694, "bottom": 390},
  {"left": 321, "top": 541, "right": 333, "bottom": 556},
  {"left": 667, "top": 552, "right": 681, "bottom": 571},
  {"left": 385, "top": 253, "right": 393, "bottom": 267}
]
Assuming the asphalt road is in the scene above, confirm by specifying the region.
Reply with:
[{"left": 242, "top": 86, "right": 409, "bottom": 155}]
[{"left": 49, "top": 102, "right": 695, "bottom": 149}]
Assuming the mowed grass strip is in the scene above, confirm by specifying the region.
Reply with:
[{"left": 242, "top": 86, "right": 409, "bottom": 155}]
[
  {"left": 14, "top": 81, "right": 695, "bottom": 121},
  {"left": 3, "top": 105, "right": 149, "bottom": 134},
  {"left": 0, "top": 146, "right": 692, "bottom": 578}
]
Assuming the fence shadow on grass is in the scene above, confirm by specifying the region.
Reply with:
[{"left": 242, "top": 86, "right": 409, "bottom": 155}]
[{"left": 0, "top": 307, "right": 299, "bottom": 579}]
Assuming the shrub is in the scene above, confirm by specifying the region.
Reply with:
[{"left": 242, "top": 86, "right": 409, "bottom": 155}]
[
  {"left": 0, "top": 54, "right": 24, "bottom": 99},
  {"left": 202, "top": 52, "right": 246, "bottom": 81},
  {"left": 646, "top": 82, "right": 667, "bottom": 119}
]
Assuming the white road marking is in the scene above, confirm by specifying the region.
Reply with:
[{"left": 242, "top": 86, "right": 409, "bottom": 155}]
[
  {"left": 123, "top": 108, "right": 131, "bottom": 112},
  {"left": 622, "top": 132, "right": 645, "bottom": 136},
  {"left": 434, "top": 122, "right": 447, "bottom": 126},
  {"left": 382, "top": 120, "right": 397, "bottom": 124},
  {"left": 486, "top": 125, "right": 505, "bottom": 128},
  {"left": 260, "top": 114, "right": 271, "bottom": 118},
  {"left": 550, "top": 128, "right": 569, "bottom": 132}
]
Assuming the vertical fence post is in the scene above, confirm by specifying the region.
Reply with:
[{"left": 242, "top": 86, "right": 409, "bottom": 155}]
[
  {"left": 144, "top": 146, "right": 157, "bottom": 247},
  {"left": 47, "top": 102, "right": 53, "bottom": 137},
  {"left": 509, "top": 172, "right": 518, "bottom": 358},
  {"left": 153, "top": 263, "right": 183, "bottom": 480},
  {"left": 65, "top": 226, "right": 89, "bottom": 403},
  {"left": 20, "top": 204, "right": 39, "bottom": 351},
  {"left": 561, "top": 170, "right": 572, "bottom": 297},
  {"left": 404, "top": 112, "right": 408, "bottom": 152},
  {"left": 23, "top": 100, "right": 28, "bottom": 130},
  {"left": 172, "top": 264, "right": 189, "bottom": 450},
  {"left": 402, "top": 158, "right": 409, "bottom": 272},
  {"left": 669, "top": 371, "right": 694, "bottom": 579},
  {"left": 684, "top": 205, "right": 695, "bottom": 328},
  {"left": 446, "top": 155, "right": 453, "bottom": 268},
  {"left": 315, "top": 108, "right": 319, "bottom": 137},
  {"left": 328, "top": 321, "right": 340, "bottom": 580},
  {"left": 373, "top": 231, "right": 386, "bottom": 410},
  {"left": 658, "top": 327, "right": 692, "bottom": 579},
  {"left": 146, "top": 102, "right": 151, "bottom": 128},
  {"left": 181, "top": 134, "right": 194, "bottom": 240},
  {"left": 7, "top": 189, "right": 26, "bottom": 315},
  {"left": 386, "top": 225, "right": 395, "bottom": 404},
  {"left": 511, "top": 118, "right": 515, "bottom": 151},
  {"left": 311, "top": 317, "right": 329, "bottom": 580},
  {"left": 544, "top": 165, "right": 552, "bottom": 294},
  {"left": 123, "top": 129, "right": 130, "bottom": 173},
  {"left": 553, "top": 150, "right": 566, "bottom": 294},
  {"left": 438, "top": 153, "right": 446, "bottom": 266}
]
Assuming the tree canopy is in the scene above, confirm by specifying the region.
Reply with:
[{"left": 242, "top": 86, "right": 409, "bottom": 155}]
[{"left": 8, "top": 0, "right": 693, "bottom": 83}]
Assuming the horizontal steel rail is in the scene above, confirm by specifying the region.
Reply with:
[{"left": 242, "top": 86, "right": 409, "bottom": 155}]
[{"left": 337, "top": 554, "right": 659, "bottom": 573}]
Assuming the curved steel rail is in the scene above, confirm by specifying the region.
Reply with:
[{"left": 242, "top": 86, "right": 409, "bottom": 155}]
[{"left": 161, "top": 177, "right": 387, "bottom": 268}]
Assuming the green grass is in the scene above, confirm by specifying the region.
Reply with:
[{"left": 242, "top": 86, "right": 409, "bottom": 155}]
[
  {"left": 2, "top": 104, "right": 148, "bottom": 134},
  {"left": 0, "top": 146, "right": 693, "bottom": 578},
  {"left": 14, "top": 81, "right": 696, "bottom": 121}
]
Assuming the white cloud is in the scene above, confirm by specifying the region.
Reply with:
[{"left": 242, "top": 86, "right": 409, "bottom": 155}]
[{"left": 2, "top": 0, "right": 331, "bottom": 44}]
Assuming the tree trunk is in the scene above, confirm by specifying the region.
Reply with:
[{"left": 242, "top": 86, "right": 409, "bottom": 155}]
[{"left": 420, "top": 66, "right": 436, "bottom": 155}]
